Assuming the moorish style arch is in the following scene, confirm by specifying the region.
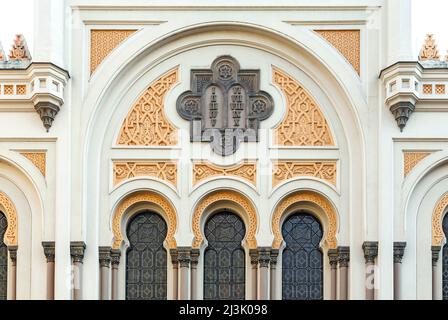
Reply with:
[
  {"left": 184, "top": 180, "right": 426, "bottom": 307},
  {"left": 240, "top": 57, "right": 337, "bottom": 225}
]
[
  {"left": 432, "top": 192, "right": 448, "bottom": 247},
  {"left": 0, "top": 191, "right": 18, "bottom": 247},
  {"left": 192, "top": 190, "right": 258, "bottom": 250},
  {"left": 271, "top": 190, "right": 338, "bottom": 250},
  {"left": 112, "top": 191, "right": 178, "bottom": 250}
]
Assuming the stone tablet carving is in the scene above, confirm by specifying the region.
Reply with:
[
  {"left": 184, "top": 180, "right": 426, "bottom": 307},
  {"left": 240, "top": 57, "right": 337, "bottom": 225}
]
[{"left": 177, "top": 56, "right": 274, "bottom": 156}]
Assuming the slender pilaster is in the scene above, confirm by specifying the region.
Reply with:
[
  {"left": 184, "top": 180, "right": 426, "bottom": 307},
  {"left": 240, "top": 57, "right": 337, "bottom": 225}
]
[
  {"left": 99, "top": 247, "right": 111, "bottom": 300},
  {"left": 270, "top": 249, "right": 279, "bottom": 300},
  {"left": 70, "top": 242, "right": 86, "bottom": 300},
  {"left": 249, "top": 249, "right": 258, "bottom": 300},
  {"left": 8, "top": 246, "right": 17, "bottom": 300},
  {"left": 363, "top": 242, "right": 379, "bottom": 300},
  {"left": 170, "top": 249, "right": 179, "bottom": 300},
  {"left": 110, "top": 249, "right": 121, "bottom": 300},
  {"left": 42, "top": 242, "right": 55, "bottom": 300},
  {"left": 432, "top": 246, "right": 441, "bottom": 300},
  {"left": 338, "top": 247, "right": 350, "bottom": 300},
  {"left": 178, "top": 247, "right": 191, "bottom": 300},
  {"left": 190, "top": 249, "right": 200, "bottom": 300},
  {"left": 258, "top": 248, "right": 271, "bottom": 300},
  {"left": 393, "top": 242, "right": 406, "bottom": 300},
  {"left": 328, "top": 249, "right": 338, "bottom": 300}
]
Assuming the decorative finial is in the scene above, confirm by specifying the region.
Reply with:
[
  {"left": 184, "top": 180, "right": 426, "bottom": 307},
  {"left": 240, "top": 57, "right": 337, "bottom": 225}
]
[
  {"left": 419, "top": 34, "right": 440, "bottom": 61},
  {"left": 8, "top": 34, "right": 31, "bottom": 62},
  {"left": 0, "top": 42, "right": 5, "bottom": 62}
]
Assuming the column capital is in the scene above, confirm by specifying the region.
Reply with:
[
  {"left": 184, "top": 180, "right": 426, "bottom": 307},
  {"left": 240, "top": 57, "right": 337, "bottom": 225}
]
[
  {"left": 170, "top": 249, "right": 179, "bottom": 267},
  {"left": 8, "top": 246, "right": 18, "bottom": 266},
  {"left": 270, "top": 249, "right": 279, "bottom": 268},
  {"left": 99, "top": 246, "right": 112, "bottom": 268},
  {"left": 249, "top": 249, "right": 258, "bottom": 268},
  {"left": 432, "top": 246, "right": 442, "bottom": 267},
  {"left": 363, "top": 241, "right": 379, "bottom": 264},
  {"left": 190, "top": 249, "right": 200, "bottom": 269},
  {"left": 393, "top": 242, "right": 407, "bottom": 264},
  {"left": 42, "top": 241, "right": 56, "bottom": 263},
  {"left": 178, "top": 247, "right": 191, "bottom": 268},
  {"left": 110, "top": 249, "right": 121, "bottom": 268},
  {"left": 338, "top": 246, "right": 350, "bottom": 267},
  {"left": 258, "top": 248, "right": 271, "bottom": 268},
  {"left": 70, "top": 242, "right": 86, "bottom": 264},
  {"left": 328, "top": 249, "right": 339, "bottom": 269}
]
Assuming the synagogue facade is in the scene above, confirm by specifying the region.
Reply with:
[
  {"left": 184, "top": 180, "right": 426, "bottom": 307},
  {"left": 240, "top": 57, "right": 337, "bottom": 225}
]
[{"left": 0, "top": 0, "right": 448, "bottom": 300}]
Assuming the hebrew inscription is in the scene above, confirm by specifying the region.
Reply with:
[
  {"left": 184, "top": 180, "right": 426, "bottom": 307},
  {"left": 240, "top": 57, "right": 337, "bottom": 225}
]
[{"left": 177, "top": 56, "right": 274, "bottom": 156}]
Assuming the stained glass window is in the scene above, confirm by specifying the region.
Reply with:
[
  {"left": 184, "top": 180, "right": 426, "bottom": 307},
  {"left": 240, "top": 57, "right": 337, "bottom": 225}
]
[
  {"left": 0, "top": 212, "right": 7, "bottom": 301},
  {"left": 126, "top": 211, "right": 167, "bottom": 300},
  {"left": 204, "top": 212, "right": 246, "bottom": 300},
  {"left": 443, "top": 213, "right": 448, "bottom": 300},
  {"left": 282, "top": 213, "right": 324, "bottom": 300}
]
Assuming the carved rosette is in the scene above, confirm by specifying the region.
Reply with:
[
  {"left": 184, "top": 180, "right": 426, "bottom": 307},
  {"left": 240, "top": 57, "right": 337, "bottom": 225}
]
[
  {"left": 177, "top": 56, "right": 274, "bottom": 156},
  {"left": 273, "top": 161, "right": 337, "bottom": 186},
  {"left": 192, "top": 190, "right": 258, "bottom": 249},
  {"left": 117, "top": 69, "right": 179, "bottom": 146},
  {"left": 193, "top": 162, "right": 256, "bottom": 186},
  {"left": 273, "top": 68, "right": 334, "bottom": 147},
  {"left": 432, "top": 193, "right": 448, "bottom": 246},
  {"left": 272, "top": 191, "right": 338, "bottom": 250},
  {"left": 20, "top": 152, "right": 46, "bottom": 177},
  {"left": 0, "top": 192, "right": 18, "bottom": 246},
  {"left": 112, "top": 192, "right": 177, "bottom": 250},
  {"left": 113, "top": 161, "right": 177, "bottom": 187},
  {"left": 403, "top": 151, "right": 432, "bottom": 177}
]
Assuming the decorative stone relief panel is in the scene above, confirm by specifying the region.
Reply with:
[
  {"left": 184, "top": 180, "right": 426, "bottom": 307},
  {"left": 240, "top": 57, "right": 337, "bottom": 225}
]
[
  {"left": 193, "top": 162, "right": 256, "bottom": 186},
  {"left": 272, "top": 191, "right": 338, "bottom": 250},
  {"left": 90, "top": 30, "right": 136, "bottom": 74},
  {"left": 403, "top": 151, "right": 433, "bottom": 177},
  {"left": 20, "top": 152, "right": 46, "bottom": 177},
  {"left": 273, "top": 161, "right": 337, "bottom": 187},
  {"left": 117, "top": 69, "right": 179, "bottom": 146},
  {"left": 315, "top": 30, "right": 361, "bottom": 75},
  {"left": 273, "top": 68, "right": 335, "bottom": 147},
  {"left": 432, "top": 193, "right": 448, "bottom": 246},
  {"left": 177, "top": 56, "right": 274, "bottom": 156},
  {"left": 112, "top": 192, "right": 177, "bottom": 250},
  {"left": 113, "top": 161, "right": 177, "bottom": 187},
  {"left": 192, "top": 190, "right": 258, "bottom": 249},
  {"left": 0, "top": 192, "right": 18, "bottom": 246}
]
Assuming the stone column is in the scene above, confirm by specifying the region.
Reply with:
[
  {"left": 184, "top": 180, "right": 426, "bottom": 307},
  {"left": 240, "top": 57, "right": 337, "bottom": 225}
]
[
  {"left": 270, "top": 249, "right": 279, "bottom": 300},
  {"left": 99, "top": 247, "right": 111, "bottom": 300},
  {"left": 170, "top": 249, "right": 179, "bottom": 300},
  {"left": 178, "top": 247, "right": 191, "bottom": 300},
  {"left": 110, "top": 249, "right": 121, "bottom": 300},
  {"left": 393, "top": 242, "right": 406, "bottom": 300},
  {"left": 328, "top": 249, "right": 338, "bottom": 300},
  {"left": 338, "top": 247, "right": 350, "bottom": 300},
  {"left": 258, "top": 248, "right": 271, "bottom": 300},
  {"left": 432, "top": 246, "right": 441, "bottom": 300},
  {"left": 190, "top": 249, "right": 200, "bottom": 300},
  {"left": 42, "top": 242, "right": 55, "bottom": 300},
  {"left": 363, "top": 242, "right": 379, "bottom": 300},
  {"left": 249, "top": 249, "right": 258, "bottom": 300},
  {"left": 70, "top": 242, "right": 86, "bottom": 300},
  {"left": 8, "top": 246, "right": 18, "bottom": 300}
]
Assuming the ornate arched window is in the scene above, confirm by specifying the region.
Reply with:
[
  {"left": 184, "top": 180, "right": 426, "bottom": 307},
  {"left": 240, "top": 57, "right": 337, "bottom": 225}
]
[
  {"left": 204, "top": 212, "right": 246, "bottom": 300},
  {"left": 282, "top": 213, "right": 324, "bottom": 300},
  {"left": 443, "top": 213, "right": 448, "bottom": 300},
  {"left": 126, "top": 211, "right": 168, "bottom": 300},
  {"left": 0, "top": 212, "right": 7, "bottom": 300}
]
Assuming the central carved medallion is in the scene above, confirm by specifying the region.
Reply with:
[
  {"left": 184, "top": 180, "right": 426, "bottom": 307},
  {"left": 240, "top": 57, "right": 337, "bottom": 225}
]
[{"left": 177, "top": 56, "right": 274, "bottom": 156}]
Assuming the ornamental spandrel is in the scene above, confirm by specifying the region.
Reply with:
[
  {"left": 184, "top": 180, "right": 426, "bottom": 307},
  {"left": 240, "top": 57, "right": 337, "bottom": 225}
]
[{"left": 177, "top": 56, "right": 274, "bottom": 156}]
